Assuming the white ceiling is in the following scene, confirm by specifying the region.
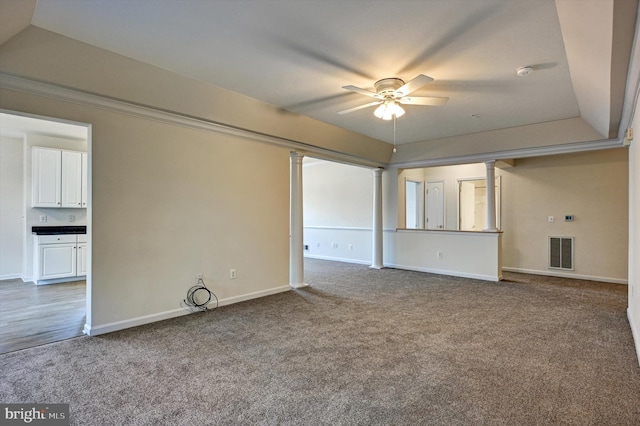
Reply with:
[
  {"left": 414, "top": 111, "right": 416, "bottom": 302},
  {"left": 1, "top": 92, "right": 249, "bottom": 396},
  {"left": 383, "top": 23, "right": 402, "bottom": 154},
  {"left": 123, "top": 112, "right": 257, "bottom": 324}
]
[{"left": 2, "top": 0, "right": 635, "bottom": 145}]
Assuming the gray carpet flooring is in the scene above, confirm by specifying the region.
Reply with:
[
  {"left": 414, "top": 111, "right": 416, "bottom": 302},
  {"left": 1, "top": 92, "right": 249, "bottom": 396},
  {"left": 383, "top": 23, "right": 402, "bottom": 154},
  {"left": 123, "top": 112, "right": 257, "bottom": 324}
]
[{"left": 1, "top": 259, "right": 639, "bottom": 425}]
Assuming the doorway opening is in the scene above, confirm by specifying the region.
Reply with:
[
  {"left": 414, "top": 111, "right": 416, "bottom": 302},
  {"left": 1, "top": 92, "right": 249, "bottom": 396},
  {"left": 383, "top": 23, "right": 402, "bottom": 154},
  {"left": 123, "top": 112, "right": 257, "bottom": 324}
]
[
  {"left": 405, "top": 179, "right": 424, "bottom": 229},
  {"left": 0, "top": 111, "right": 92, "bottom": 353},
  {"left": 458, "top": 177, "right": 501, "bottom": 231}
]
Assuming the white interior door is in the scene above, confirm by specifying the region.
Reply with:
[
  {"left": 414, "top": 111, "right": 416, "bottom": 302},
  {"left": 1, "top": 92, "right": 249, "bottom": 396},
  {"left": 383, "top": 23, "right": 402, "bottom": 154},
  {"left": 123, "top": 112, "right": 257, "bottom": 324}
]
[{"left": 426, "top": 181, "right": 444, "bottom": 230}]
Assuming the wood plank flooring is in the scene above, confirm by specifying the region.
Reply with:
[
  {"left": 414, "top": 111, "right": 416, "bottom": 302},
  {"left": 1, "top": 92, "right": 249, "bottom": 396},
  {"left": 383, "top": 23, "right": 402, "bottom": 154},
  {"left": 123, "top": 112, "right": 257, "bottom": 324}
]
[{"left": 0, "top": 279, "right": 86, "bottom": 354}]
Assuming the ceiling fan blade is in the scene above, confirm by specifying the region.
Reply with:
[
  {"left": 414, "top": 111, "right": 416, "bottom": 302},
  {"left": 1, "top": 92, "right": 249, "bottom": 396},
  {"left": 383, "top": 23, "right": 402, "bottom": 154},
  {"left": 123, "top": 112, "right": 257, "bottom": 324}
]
[
  {"left": 399, "top": 96, "right": 449, "bottom": 106},
  {"left": 394, "top": 74, "right": 434, "bottom": 97},
  {"left": 342, "top": 85, "right": 383, "bottom": 99},
  {"left": 338, "top": 101, "right": 382, "bottom": 115}
]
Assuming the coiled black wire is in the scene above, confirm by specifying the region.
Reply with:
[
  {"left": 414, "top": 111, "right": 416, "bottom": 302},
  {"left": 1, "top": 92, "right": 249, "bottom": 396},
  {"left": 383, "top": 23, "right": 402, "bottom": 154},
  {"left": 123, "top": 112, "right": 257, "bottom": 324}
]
[{"left": 184, "top": 277, "right": 218, "bottom": 311}]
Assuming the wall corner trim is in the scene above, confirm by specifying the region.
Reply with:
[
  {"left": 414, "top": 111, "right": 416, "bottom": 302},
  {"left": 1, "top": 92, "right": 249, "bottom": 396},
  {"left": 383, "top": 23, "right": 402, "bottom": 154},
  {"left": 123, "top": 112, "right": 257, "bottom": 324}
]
[{"left": 628, "top": 308, "right": 640, "bottom": 368}]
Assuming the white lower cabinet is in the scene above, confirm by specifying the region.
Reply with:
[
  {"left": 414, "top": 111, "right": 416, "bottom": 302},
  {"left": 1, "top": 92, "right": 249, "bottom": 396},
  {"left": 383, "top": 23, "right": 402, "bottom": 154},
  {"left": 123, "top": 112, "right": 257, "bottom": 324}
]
[
  {"left": 77, "top": 235, "right": 88, "bottom": 276},
  {"left": 33, "top": 234, "right": 87, "bottom": 284}
]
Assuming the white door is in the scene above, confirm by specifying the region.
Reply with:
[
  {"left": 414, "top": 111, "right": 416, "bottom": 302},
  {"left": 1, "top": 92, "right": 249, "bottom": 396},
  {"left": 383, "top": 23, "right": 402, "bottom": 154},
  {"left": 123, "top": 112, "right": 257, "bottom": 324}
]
[{"left": 426, "top": 181, "right": 444, "bottom": 230}]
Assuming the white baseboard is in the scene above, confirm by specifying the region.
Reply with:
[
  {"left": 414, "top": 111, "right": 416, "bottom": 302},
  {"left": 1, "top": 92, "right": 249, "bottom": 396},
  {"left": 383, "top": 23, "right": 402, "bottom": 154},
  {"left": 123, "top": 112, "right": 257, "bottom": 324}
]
[
  {"left": 502, "top": 267, "right": 628, "bottom": 284},
  {"left": 384, "top": 262, "right": 501, "bottom": 282},
  {"left": 628, "top": 308, "right": 640, "bottom": 368},
  {"left": 304, "top": 253, "right": 371, "bottom": 265},
  {"left": 0, "top": 273, "right": 23, "bottom": 281},
  {"left": 83, "top": 285, "right": 291, "bottom": 336},
  {"left": 217, "top": 285, "right": 291, "bottom": 306}
]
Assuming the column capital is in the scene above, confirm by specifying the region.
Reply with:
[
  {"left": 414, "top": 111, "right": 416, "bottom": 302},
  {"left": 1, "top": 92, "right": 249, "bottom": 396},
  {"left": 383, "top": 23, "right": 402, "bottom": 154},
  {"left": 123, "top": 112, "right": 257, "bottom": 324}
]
[
  {"left": 484, "top": 160, "right": 496, "bottom": 169},
  {"left": 372, "top": 167, "right": 383, "bottom": 177},
  {"left": 290, "top": 151, "right": 305, "bottom": 163}
]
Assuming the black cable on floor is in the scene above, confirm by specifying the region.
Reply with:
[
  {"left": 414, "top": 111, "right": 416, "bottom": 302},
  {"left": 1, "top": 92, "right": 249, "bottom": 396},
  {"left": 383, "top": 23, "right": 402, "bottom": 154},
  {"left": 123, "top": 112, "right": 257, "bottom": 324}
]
[{"left": 184, "top": 277, "right": 218, "bottom": 311}]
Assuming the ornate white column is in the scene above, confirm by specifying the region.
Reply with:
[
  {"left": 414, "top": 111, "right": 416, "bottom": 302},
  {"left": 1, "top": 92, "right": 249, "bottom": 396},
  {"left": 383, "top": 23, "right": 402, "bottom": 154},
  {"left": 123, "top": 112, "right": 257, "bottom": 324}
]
[
  {"left": 484, "top": 160, "right": 498, "bottom": 231},
  {"left": 290, "top": 151, "right": 307, "bottom": 288},
  {"left": 371, "top": 168, "right": 384, "bottom": 269}
]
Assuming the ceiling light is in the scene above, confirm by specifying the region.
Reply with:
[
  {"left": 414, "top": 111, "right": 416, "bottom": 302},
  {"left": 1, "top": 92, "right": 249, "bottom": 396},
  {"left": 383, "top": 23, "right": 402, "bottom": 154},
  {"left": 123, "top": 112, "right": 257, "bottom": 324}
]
[{"left": 374, "top": 100, "right": 405, "bottom": 120}]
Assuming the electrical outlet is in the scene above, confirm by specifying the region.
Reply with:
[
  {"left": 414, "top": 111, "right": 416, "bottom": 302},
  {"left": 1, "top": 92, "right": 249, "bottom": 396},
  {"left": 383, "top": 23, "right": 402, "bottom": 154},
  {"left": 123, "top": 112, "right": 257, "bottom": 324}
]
[
  {"left": 437, "top": 251, "right": 443, "bottom": 259},
  {"left": 548, "top": 216, "right": 554, "bottom": 223},
  {"left": 69, "top": 215, "right": 75, "bottom": 222},
  {"left": 39, "top": 215, "right": 47, "bottom": 223},
  {"left": 230, "top": 269, "right": 237, "bottom": 279}
]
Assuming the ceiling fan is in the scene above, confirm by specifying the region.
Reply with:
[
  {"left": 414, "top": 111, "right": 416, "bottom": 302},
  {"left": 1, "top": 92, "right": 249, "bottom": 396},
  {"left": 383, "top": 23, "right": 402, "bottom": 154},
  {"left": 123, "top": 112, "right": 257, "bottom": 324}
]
[{"left": 338, "top": 74, "right": 448, "bottom": 120}]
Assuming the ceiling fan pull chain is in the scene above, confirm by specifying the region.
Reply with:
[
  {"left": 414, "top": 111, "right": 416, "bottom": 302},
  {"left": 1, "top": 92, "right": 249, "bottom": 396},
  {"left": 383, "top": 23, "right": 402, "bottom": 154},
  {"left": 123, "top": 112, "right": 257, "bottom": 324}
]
[{"left": 393, "top": 116, "right": 397, "bottom": 153}]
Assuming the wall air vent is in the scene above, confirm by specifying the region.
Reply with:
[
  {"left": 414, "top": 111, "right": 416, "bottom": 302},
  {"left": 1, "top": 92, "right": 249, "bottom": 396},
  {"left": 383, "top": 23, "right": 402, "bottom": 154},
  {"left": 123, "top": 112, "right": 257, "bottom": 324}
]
[{"left": 549, "top": 236, "right": 574, "bottom": 270}]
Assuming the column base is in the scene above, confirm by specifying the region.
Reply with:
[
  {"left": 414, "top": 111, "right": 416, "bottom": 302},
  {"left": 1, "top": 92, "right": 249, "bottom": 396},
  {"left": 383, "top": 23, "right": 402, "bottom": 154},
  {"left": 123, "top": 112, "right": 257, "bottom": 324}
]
[
  {"left": 369, "top": 265, "right": 384, "bottom": 270},
  {"left": 290, "top": 282, "right": 310, "bottom": 289}
]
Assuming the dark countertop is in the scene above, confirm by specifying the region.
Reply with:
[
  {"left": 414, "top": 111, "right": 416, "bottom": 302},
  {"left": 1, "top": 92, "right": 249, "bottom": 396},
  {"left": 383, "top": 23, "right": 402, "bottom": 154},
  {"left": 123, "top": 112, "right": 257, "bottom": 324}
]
[{"left": 32, "top": 226, "right": 87, "bottom": 235}]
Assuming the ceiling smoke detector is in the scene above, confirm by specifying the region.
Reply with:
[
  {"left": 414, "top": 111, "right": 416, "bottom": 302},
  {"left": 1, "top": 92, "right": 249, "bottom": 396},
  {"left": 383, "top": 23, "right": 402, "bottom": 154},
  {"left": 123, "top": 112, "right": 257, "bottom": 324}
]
[{"left": 516, "top": 66, "right": 534, "bottom": 77}]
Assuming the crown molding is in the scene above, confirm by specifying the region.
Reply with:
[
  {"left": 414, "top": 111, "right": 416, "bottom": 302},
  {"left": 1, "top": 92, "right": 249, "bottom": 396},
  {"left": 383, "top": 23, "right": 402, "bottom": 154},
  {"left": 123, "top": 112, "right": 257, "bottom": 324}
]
[
  {"left": 0, "top": 72, "right": 386, "bottom": 169},
  {"left": 2, "top": 72, "right": 624, "bottom": 170},
  {"left": 389, "top": 138, "right": 624, "bottom": 169}
]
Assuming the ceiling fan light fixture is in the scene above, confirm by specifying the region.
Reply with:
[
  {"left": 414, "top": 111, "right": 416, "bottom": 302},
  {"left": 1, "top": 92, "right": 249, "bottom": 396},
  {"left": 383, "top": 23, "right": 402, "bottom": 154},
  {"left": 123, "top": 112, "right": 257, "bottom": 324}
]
[{"left": 374, "top": 101, "right": 405, "bottom": 120}]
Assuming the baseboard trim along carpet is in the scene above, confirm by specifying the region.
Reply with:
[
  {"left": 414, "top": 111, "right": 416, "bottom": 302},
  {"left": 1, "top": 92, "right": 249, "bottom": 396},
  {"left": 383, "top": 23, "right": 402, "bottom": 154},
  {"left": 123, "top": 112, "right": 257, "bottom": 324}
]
[
  {"left": 304, "top": 254, "right": 371, "bottom": 266},
  {"left": 502, "top": 267, "right": 628, "bottom": 285},
  {"left": 384, "top": 262, "right": 502, "bottom": 282},
  {"left": 83, "top": 285, "right": 291, "bottom": 336}
]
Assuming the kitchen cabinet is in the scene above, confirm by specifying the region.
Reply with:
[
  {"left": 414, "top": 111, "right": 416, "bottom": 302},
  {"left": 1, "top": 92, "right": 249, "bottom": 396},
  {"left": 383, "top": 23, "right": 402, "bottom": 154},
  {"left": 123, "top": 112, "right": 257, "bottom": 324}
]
[
  {"left": 32, "top": 147, "right": 62, "bottom": 208},
  {"left": 81, "top": 152, "right": 88, "bottom": 208},
  {"left": 33, "top": 234, "right": 87, "bottom": 284},
  {"left": 32, "top": 147, "right": 87, "bottom": 208},
  {"left": 77, "top": 234, "right": 88, "bottom": 276}
]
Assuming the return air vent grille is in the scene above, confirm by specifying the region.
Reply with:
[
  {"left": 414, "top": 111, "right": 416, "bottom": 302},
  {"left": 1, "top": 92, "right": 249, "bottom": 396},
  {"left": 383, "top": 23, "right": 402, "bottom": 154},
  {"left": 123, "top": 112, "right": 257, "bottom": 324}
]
[{"left": 549, "top": 237, "right": 574, "bottom": 270}]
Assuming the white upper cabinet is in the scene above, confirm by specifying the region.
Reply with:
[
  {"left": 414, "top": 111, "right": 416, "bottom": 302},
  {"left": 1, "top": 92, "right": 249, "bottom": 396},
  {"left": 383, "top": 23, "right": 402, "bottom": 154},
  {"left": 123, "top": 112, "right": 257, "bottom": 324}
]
[
  {"left": 81, "top": 152, "right": 88, "bottom": 208},
  {"left": 32, "top": 147, "right": 87, "bottom": 208},
  {"left": 32, "top": 147, "right": 62, "bottom": 208},
  {"left": 61, "top": 150, "right": 83, "bottom": 208}
]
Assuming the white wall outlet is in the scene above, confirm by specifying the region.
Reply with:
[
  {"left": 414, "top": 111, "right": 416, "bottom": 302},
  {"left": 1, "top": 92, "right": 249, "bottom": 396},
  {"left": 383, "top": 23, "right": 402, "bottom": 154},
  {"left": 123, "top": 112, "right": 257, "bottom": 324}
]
[
  {"left": 548, "top": 216, "right": 554, "bottom": 223},
  {"left": 229, "top": 269, "right": 237, "bottom": 279},
  {"left": 69, "top": 215, "right": 75, "bottom": 222},
  {"left": 39, "top": 215, "right": 47, "bottom": 223},
  {"left": 331, "top": 242, "right": 338, "bottom": 248},
  {"left": 437, "top": 251, "right": 443, "bottom": 259},
  {"left": 349, "top": 244, "right": 353, "bottom": 250}
]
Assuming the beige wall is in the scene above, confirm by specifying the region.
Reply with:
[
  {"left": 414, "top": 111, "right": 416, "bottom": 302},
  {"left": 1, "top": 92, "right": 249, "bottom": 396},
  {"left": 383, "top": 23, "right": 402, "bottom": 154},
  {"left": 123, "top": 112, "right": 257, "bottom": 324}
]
[
  {"left": 303, "top": 159, "right": 373, "bottom": 228},
  {"left": 500, "top": 149, "right": 628, "bottom": 282},
  {"left": 410, "top": 149, "right": 629, "bottom": 283},
  {"left": 1, "top": 87, "right": 291, "bottom": 332}
]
